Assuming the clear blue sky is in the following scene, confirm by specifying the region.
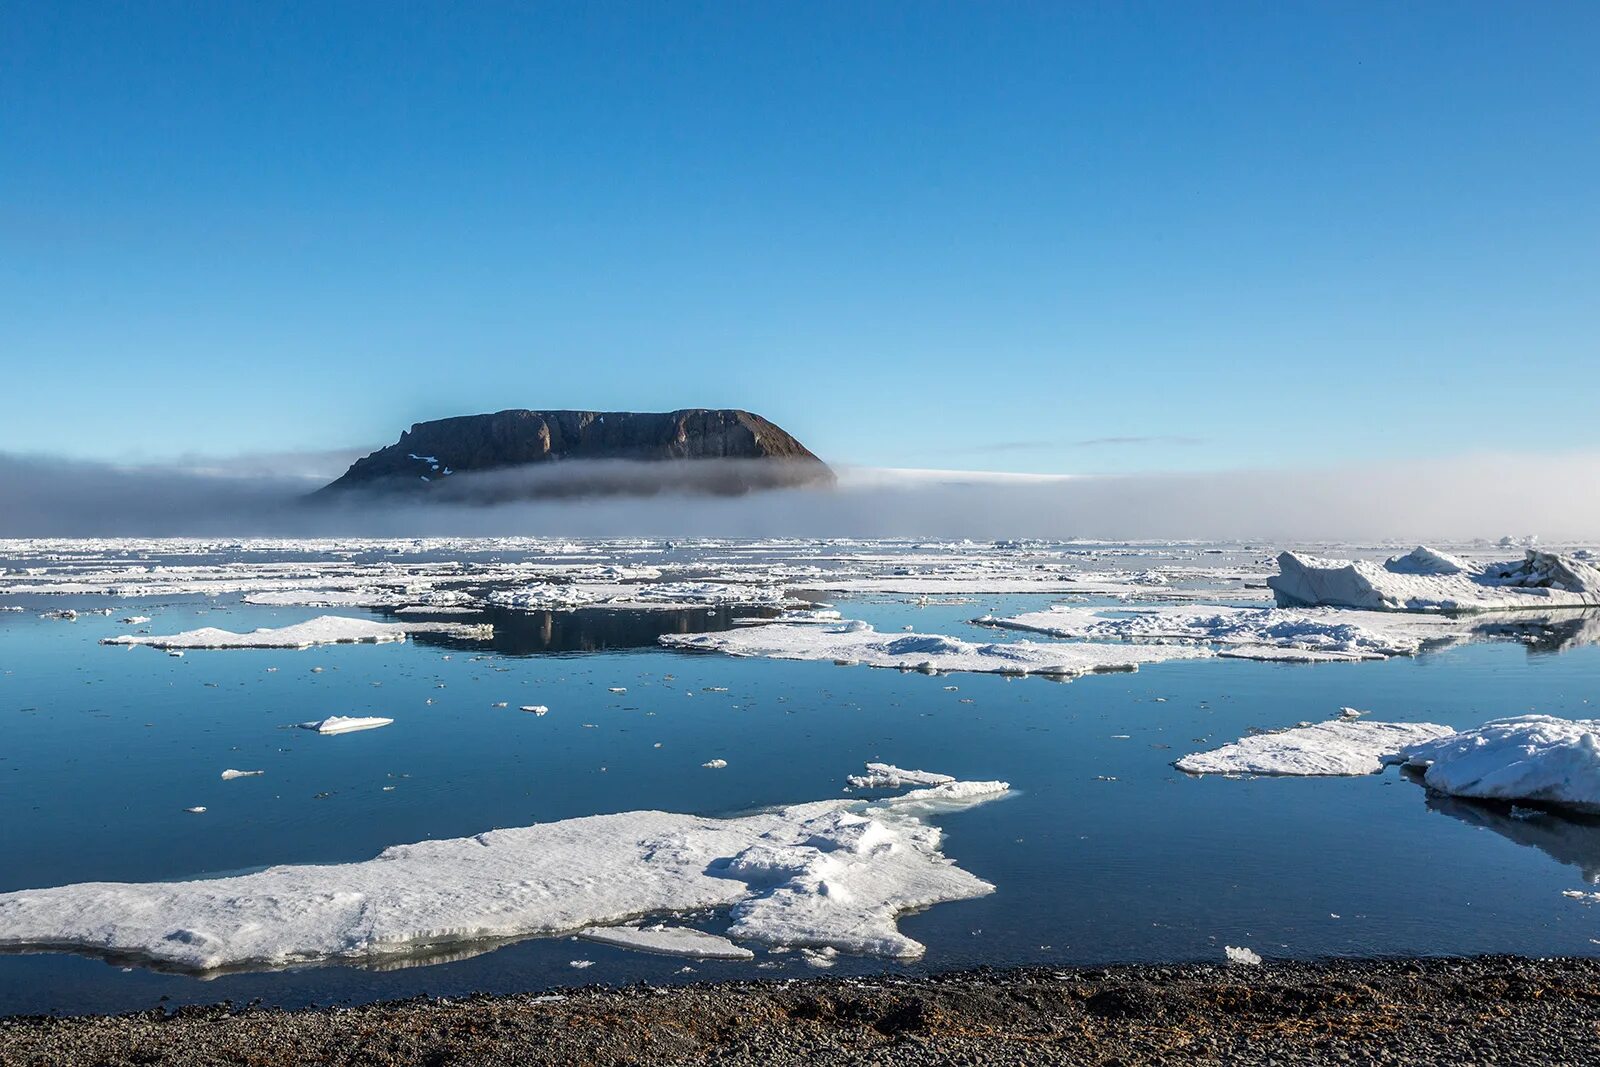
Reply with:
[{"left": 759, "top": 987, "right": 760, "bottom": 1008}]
[{"left": 4, "top": 2, "right": 1596, "bottom": 474}]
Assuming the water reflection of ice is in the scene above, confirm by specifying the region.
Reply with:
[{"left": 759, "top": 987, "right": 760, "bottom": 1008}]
[
  {"left": 1421, "top": 789, "right": 1600, "bottom": 883},
  {"left": 409, "top": 605, "right": 776, "bottom": 656},
  {"left": 1472, "top": 610, "right": 1600, "bottom": 656}
]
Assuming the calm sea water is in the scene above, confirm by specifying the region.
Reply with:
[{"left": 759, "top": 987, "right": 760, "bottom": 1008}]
[{"left": 3, "top": 586, "right": 1599, "bottom": 1014}]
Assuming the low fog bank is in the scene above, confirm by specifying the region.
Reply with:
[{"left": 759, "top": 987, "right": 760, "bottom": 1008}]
[{"left": 2, "top": 450, "right": 1598, "bottom": 543}]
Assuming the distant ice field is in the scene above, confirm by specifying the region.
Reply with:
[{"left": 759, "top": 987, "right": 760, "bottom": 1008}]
[{"left": 3, "top": 537, "right": 1600, "bottom": 1015}]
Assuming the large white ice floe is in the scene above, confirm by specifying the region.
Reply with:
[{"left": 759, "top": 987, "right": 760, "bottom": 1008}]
[
  {"left": 1176, "top": 720, "right": 1455, "bottom": 776},
  {"left": 659, "top": 620, "right": 1211, "bottom": 678},
  {"left": 577, "top": 924, "right": 754, "bottom": 960},
  {"left": 0, "top": 778, "right": 1008, "bottom": 971},
  {"left": 1268, "top": 548, "right": 1600, "bottom": 613},
  {"left": 980, "top": 605, "right": 1434, "bottom": 661},
  {"left": 1400, "top": 716, "right": 1600, "bottom": 813},
  {"left": 101, "top": 616, "right": 411, "bottom": 650}
]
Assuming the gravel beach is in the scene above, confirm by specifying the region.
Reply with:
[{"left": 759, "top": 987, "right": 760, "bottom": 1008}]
[{"left": 4, "top": 955, "right": 1599, "bottom": 1065}]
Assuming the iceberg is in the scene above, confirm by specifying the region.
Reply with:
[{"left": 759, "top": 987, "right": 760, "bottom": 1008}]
[
  {"left": 1401, "top": 716, "right": 1600, "bottom": 813},
  {"left": 1268, "top": 548, "right": 1600, "bottom": 613},
  {"left": 1176, "top": 720, "right": 1454, "bottom": 776},
  {"left": 660, "top": 620, "right": 1212, "bottom": 678},
  {"left": 0, "top": 778, "right": 1006, "bottom": 972}
]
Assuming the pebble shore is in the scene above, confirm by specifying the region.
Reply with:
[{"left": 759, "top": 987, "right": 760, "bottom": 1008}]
[{"left": 5, "top": 956, "right": 1599, "bottom": 1065}]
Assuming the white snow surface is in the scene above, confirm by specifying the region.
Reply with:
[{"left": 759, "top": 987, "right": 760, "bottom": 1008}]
[
  {"left": 1176, "top": 720, "right": 1455, "bottom": 776},
  {"left": 1269, "top": 548, "right": 1600, "bottom": 612},
  {"left": 577, "top": 924, "right": 755, "bottom": 960},
  {"left": 1401, "top": 716, "right": 1600, "bottom": 813},
  {"left": 102, "top": 616, "right": 411, "bottom": 650},
  {"left": 0, "top": 778, "right": 1007, "bottom": 971},
  {"left": 660, "top": 620, "right": 1212, "bottom": 678}
]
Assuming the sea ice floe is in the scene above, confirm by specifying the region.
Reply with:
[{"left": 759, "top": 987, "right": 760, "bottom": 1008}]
[
  {"left": 1268, "top": 547, "right": 1600, "bottom": 612},
  {"left": 1399, "top": 716, "right": 1600, "bottom": 813},
  {"left": 0, "top": 777, "right": 1007, "bottom": 972},
  {"left": 661, "top": 620, "right": 1212, "bottom": 678},
  {"left": 846, "top": 764, "right": 955, "bottom": 790},
  {"left": 102, "top": 616, "right": 411, "bottom": 651},
  {"left": 220, "top": 769, "right": 264, "bottom": 780},
  {"left": 298, "top": 716, "right": 394, "bottom": 735},
  {"left": 577, "top": 924, "right": 754, "bottom": 960},
  {"left": 1176, "top": 720, "right": 1455, "bottom": 776},
  {"left": 980, "top": 605, "right": 1432, "bottom": 661}
]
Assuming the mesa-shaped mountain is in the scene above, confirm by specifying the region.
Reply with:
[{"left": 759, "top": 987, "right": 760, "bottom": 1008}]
[{"left": 316, "top": 409, "right": 834, "bottom": 500}]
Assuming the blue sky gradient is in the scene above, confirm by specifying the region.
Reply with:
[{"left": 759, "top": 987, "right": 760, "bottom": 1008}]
[{"left": 4, "top": 2, "right": 1596, "bottom": 473}]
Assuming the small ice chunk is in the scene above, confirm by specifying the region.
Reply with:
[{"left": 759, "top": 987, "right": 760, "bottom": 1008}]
[
  {"left": 702, "top": 759, "right": 728, "bottom": 769},
  {"left": 521, "top": 705, "right": 549, "bottom": 716},
  {"left": 1224, "top": 945, "right": 1262, "bottom": 965},
  {"left": 298, "top": 716, "right": 394, "bottom": 735},
  {"left": 220, "top": 769, "right": 264, "bottom": 780},
  {"left": 184, "top": 807, "right": 207, "bottom": 815},
  {"left": 578, "top": 924, "right": 754, "bottom": 960}
]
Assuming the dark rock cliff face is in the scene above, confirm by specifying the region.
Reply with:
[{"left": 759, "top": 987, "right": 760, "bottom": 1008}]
[{"left": 316, "top": 409, "right": 834, "bottom": 500}]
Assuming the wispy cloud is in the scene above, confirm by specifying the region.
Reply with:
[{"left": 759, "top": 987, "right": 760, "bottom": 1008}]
[{"left": 953, "top": 435, "right": 1205, "bottom": 455}]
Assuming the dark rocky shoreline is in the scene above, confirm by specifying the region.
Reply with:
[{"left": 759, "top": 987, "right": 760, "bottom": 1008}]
[{"left": 5, "top": 955, "right": 1600, "bottom": 1065}]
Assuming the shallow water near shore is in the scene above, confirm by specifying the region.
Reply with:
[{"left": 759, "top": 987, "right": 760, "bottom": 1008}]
[{"left": 4, "top": 564, "right": 1600, "bottom": 1014}]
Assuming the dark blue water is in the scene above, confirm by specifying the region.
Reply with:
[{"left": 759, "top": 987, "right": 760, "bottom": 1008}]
[{"left": 3, "top": 591, "right": 1599, "bottom": 1014}]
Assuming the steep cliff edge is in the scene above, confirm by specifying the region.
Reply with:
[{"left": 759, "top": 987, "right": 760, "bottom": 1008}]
[{"left": 316, "top": 409, "right": 833, "bottom": 499}]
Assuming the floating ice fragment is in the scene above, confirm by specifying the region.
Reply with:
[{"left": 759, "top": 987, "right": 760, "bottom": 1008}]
[
  {"left": 1400, "top": 716, "right": 1600, "bottom": 813},
  {"left": 702, "top": 759, "right": 728, "bottom": 769},
  {"left": 662, "top": 620, "right": 1210, "bottom": 678},
  {"left": 220, "top": 769, "right": 264, "bottom": 780},
  {"left": 298, "top": 716, "right": 394, "bottom": 735},
  {"left": 103, "top": 616, "right": 410, "bottom": 651},
  {"left": 0, "top": 776, "right": 1013, "bottom": 973},
  {"left": 1224, "top": 945, "right": 1262, "bottom": 965},
  {"left": 846, "top": 763, "right": 955, "bottom": 790},
  {"left": 183, "top": 807, "right": 207, "bottom": 815},
  {"left": 1177, "top": 720, "right": 1454, "bottom": 777},
  {"left": 520, "top": 705, "right": 549, "bottom": 716},
  {"left": 578, "top": 924, "right": 754, "bottom": 960}
]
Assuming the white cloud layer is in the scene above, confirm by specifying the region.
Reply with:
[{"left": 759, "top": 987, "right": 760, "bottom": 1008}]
[{"left": 1, "top": 449, "right": 1597, "bottom": 541}]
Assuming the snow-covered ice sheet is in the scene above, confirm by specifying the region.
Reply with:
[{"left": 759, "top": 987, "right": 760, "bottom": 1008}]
[
  {"left": 577, "top": 924, "right": 754, "bottom": 960},
  {"left": 980, "top": 605, "right": 1436, "bottom": 660},
  {"left": 1176, "top": 720, "right": 1454, "bottom": 776},
  {"left": 102, "top": 616, "right": 412, "bottom": 650},
  {"left": 1269, "top": 548, "right": 1600, "bottom": 613},
  {"left": 660, "top": 620, "right": 1212, "bottom": 678},
  {"left": 1401, "top": 716, "right": 1600, "bottom": 813},
  {"left": 0, "top": 778, "right": 1007, "bottom": 972}
]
